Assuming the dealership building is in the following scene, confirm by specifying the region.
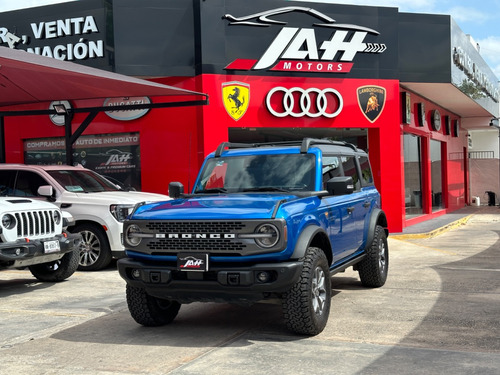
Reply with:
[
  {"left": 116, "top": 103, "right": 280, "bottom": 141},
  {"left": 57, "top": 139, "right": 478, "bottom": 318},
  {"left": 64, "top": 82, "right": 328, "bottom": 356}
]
[{"left": 0, "top": 0, "right": 498, "bottom": 233}]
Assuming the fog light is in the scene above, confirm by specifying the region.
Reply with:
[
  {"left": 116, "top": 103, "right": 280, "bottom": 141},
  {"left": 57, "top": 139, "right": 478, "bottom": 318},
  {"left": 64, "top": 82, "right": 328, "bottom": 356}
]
[
  {"left": 131, "top": 269, "right": 141, "bottom": 279},
  {"left": 256, "top": 271, "right": 270, "bottom": 283}
]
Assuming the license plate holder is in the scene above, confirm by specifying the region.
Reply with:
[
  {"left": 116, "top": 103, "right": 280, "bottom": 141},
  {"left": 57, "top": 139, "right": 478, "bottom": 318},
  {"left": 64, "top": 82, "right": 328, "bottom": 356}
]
[
  {"left": 44, "top": 240, "right": 61, "bottom": 254},
  {"left": 177, "top": 253, "right": 208, "bottom": 272}
]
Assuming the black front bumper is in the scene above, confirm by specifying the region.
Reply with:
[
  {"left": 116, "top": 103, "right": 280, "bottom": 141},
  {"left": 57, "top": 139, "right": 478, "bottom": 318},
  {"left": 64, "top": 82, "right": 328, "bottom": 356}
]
[
  {"left": 117, "top": 257, "right": 303, "bottom": 303},
  {"left": 0, "top": 233, "right": 81, "bottom": 269}
]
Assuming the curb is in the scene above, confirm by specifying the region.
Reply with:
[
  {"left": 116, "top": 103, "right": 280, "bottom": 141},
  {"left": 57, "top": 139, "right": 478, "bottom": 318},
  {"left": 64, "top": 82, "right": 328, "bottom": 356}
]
[{"left": 389, "top": 214, "right": 474, "bottom": 240}]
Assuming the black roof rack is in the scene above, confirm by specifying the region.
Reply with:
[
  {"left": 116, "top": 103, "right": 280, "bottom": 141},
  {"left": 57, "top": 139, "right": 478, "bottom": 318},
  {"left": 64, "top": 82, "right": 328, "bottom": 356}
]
[
  {"left": 299, "top": 138, "right": 357, "bottom": 153},
  {"left": 214, "top": 142, "right": 257, "bottom": 157},
  {"left": 214, "top": 138, "right": 358, "bottom": 157}
]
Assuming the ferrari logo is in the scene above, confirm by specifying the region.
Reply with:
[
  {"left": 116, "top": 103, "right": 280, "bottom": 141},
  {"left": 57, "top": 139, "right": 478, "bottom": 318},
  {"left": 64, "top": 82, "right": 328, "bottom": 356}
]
[
  {"left": 357, "top": 85, "right": 386, "bottom": 123},
  {"left": 222, "top": 82, "right": 250, "bottom": 121}
]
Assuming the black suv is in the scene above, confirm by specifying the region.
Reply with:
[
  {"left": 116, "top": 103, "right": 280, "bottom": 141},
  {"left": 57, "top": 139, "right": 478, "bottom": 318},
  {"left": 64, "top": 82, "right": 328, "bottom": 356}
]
[{"left": 118, "top": 138, "right": 389, "bottom": 335}]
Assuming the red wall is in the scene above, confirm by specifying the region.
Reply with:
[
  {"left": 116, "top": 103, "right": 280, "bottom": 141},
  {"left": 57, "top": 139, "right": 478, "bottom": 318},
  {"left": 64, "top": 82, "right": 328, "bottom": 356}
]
[
  {"left": 400, "top": 89, "right": 468, "bottom": 229},
  {"left": 198, "top": 74, "right": 403, "bottom": 231},
  {"left": 3, "top": 78, "right": 204, "bottom": 196}
]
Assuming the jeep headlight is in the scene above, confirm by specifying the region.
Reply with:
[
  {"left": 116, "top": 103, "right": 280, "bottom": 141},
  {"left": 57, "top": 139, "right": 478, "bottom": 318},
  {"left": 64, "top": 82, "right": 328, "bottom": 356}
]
[
  {"left": 2, "top": 214, "right": 16, "bottom": 229},
  {"left": 52, "top": 210, "right": 62, "bottom": 225},
  {"left": 254, "top": 223, "right": 280, "bottom": 248},
  {"left": 110, "top": 204, "right": 135, "bottom": 222},
  {"left": 125, "top": 224, "right": 142, "bottom": 247}
]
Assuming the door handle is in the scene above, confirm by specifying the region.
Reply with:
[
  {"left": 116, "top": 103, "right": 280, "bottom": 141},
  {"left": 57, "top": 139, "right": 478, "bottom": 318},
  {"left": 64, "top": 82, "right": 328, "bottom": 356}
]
[
  {"left": 347, "top": 207, "right": 355, "bottom": 214},
  {"left": 363, "top": 201, "right": 371, "bottom": 208}
]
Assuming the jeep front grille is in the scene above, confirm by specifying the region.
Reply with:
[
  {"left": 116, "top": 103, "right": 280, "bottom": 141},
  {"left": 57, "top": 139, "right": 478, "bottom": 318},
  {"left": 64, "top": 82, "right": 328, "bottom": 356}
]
[{"left": 15, "top": 210, "right": 56, "bottom": 238}]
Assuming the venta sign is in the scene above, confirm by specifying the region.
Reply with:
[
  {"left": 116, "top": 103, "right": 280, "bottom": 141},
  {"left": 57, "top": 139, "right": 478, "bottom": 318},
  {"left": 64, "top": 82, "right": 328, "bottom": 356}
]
[
  {"left": 223, "top": 6, "right": 386, "bottom": 74},
  {"left": 0, "top": 15, "right": 104, "bottom": 62}
]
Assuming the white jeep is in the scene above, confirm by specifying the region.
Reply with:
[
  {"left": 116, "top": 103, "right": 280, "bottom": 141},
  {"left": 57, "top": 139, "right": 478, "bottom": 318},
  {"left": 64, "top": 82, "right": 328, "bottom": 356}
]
[
  {"left": 0, "top": 196, "right": 81, "bottom": 281},
  {"left": 0, "top": 164, "right": 168, "bottom": 271}
]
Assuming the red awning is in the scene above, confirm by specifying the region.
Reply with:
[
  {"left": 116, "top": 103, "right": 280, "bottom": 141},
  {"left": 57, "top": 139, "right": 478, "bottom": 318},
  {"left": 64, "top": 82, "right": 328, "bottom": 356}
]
[{"left": 0, "top": 46, "right": 206, "bottom": 107}]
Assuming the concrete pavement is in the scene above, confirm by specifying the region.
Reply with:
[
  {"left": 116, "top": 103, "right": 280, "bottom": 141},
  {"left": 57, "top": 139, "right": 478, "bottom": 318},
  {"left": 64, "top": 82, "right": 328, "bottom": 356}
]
[{"left": 0, "top": 206, "right": 499, "bottom": 374}]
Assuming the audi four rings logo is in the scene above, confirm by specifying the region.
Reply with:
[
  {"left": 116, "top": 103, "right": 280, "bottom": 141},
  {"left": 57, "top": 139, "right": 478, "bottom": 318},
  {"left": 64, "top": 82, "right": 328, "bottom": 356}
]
[{"left": 266, "top": 87, "right": 343, "bottom": 118}]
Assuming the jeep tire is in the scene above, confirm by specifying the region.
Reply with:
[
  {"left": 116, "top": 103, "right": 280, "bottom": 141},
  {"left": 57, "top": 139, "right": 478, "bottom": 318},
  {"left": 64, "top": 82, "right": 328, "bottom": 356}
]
[
  {"left": 358, "top": 225, "right": 388, "bottom": 288},
  {"left": 29, "top": 248, "right": 79, "bottom": 282},
  {"left": 75, "top": 223, "right": 112, "bottom": 271},
  {"left": 126, "top": 285, "right": 181, "bottom": 326},
  {"left": 282, "top": 246, "right": 331, "bottom": 335}
]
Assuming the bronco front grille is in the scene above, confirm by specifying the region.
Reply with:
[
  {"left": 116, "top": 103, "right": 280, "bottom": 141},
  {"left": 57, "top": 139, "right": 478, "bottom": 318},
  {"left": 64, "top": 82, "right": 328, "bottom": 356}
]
[
  {"left": 149, "top": 238, "right": 245, "bottom": 252},
  {"left": 133, "top": 220, "right": 286, "bottom": 256},
  {"left": 146, "top": 221, "right": 247, "bottom": 253},
  {"left": 145, "top": 221, "right": 246, "bottom": 233},
  {"left": 15, "top": 210, "right": 56, "bottom": 238}
]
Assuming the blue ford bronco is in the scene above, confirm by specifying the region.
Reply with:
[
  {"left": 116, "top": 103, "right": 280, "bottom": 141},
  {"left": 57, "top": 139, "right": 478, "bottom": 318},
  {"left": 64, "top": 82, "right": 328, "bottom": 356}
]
[{"left": 117, "top": 138, "right": 389, "bottom": 335}]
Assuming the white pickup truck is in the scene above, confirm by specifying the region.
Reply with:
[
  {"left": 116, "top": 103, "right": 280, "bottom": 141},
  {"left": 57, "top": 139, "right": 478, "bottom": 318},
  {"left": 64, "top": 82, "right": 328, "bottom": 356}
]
[
  {"left": 0, "top": 164, "right": 168, "bottom": 271},
  {"left": 0, "top": 196, "right": 81, "bottom": 281}
]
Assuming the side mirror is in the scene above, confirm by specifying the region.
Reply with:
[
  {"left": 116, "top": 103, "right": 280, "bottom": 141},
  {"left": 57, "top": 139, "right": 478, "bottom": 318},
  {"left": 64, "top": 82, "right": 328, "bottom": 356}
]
[
  {"left": 326, "top": 176, "right": 354, "bottom": 196},
  {"left": 168, "top": 182, "right": 184, "bottom": 199},
  {"left": 37, "top": 185, "right": 54, "bottom": 198}
]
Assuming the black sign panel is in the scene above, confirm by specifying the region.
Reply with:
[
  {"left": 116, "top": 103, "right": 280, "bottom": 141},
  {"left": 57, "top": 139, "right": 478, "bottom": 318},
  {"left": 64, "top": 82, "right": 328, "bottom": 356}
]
[
  {"left": 0, "top": 0, "right": 112, "bottom": 70},
  {"left": 199, "top": 0, "right": 399, "bottom": 79},
  {"left": 0, "top": 0, "right": 399, "bottom": 79}
]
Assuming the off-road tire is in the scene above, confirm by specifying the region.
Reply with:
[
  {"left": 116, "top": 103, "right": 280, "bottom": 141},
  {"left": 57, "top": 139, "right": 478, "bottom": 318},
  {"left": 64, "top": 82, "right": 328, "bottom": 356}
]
[
  {"left": 74, "top": 223, "right": 112, "bottom": 271},
  {"left": 126, "top": 285, "right": 181, "bottom": 326},
  {"left": 282, "top": 246, "right": 331, "bottom": 335},
  {"left": 358, "top": 225, "right": 388, "bottom": 287},
  {"left": 29, "top": 248, "right": 79, "bottom": 282}
]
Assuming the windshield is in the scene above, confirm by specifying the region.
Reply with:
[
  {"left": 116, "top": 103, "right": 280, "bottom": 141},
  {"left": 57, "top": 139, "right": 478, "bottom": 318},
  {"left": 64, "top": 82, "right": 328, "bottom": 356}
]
[
  {"left": 47, "top": 169, "right": 120, "bottom": 193},
  {"left": 194, "top": 153, "right": 315, "bottom": 193}
]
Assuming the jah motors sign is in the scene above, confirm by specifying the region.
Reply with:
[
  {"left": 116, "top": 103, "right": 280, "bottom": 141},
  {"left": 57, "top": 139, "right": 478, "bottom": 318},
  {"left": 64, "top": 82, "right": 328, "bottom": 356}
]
[{"left": 222, "top": 6, "right": 387, "bottom": 74}]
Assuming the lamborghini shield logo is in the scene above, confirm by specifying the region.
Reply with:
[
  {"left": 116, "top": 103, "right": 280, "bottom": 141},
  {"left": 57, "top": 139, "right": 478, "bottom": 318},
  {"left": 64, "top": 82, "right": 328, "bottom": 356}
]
[
  {"left": 222, "top": 82, "right": 250, "bottom": 121},
  {"left": 357, "top": 85, "right": 386, "bottom": 123}
]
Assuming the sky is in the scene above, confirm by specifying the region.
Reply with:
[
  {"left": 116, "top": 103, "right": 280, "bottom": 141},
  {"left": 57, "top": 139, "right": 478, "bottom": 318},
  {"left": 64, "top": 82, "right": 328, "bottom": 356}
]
[{"left": 1, "top": 0, "right": 499, "bottom": 79}]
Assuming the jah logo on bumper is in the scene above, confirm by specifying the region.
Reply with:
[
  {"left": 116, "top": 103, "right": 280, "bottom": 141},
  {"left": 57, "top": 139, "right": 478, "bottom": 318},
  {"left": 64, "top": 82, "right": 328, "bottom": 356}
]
[
  {"left": 357, "top": 85, "right": 386, "bottom": 123},
  {"left": 222, "top": 81, "right": 250, "bottom": 121}
]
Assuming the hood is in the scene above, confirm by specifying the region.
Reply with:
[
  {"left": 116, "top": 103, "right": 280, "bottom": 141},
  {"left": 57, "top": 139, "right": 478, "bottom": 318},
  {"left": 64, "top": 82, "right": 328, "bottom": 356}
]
[
  {"left": 65, "top": 190, "right": 169, "bottom": 205},
  {"left": 0, "top": 197, "right": 59, "bottom": 212},
  {"left": 131, "top": 193, "right": 299, "bottom": 220}
]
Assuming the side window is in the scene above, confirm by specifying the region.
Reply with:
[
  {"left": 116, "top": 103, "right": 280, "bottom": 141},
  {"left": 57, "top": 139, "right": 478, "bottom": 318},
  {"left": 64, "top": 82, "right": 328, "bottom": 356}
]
[
  {"left": 322, "top": 156, "right": 342, "bottom": 188},
  {"left": 14, "top": 171, "right": 50, "bottom": 197},
  {"left": 340, "top": 156, "right": 361, "bottom": 191},
  {"left": 358, "top": 155, "right": 374, "bottom": 186},
  {"left": 0, "top": 170, "right": 17, "bottom": 196}
]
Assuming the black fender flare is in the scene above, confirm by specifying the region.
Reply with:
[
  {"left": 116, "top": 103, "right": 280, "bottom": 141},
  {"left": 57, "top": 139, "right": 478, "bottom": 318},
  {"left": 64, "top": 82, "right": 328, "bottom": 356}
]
[
  {"left": 290, "top": 225, "right": 331, "bottom": 264},
  {"left": 364, "top": 208, "right": 388, "bottom": 249}
]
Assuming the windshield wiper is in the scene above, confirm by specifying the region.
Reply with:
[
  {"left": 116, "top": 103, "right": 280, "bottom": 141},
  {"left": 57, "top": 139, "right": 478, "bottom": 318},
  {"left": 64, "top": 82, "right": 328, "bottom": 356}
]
[
  {"left": 241, "top": 187, "right": 291, "bottom": 192},
  {"left": 196, "top": 187, "right": 228, "bottom": 194}
]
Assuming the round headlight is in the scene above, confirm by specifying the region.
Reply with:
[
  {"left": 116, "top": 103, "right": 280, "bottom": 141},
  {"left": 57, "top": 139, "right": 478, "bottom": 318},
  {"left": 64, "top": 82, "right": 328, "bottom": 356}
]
[
  {"left": 254, "top": 223, "right": 279, "bottom": 248},
  {"left": 125, "top": 224, "right": 142, "bottom": 247},
  {"left": 2, "top": 214, "right": 16, "bottom": 229},
  {"left": 53, "top": 210, "right": 61, "bottom": 225}
]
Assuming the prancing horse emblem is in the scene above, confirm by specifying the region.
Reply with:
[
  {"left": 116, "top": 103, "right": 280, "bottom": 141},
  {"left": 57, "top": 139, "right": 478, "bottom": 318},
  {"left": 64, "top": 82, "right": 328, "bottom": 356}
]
[{"left": 222, "top": 82, "right": 250, "bottom": 121}]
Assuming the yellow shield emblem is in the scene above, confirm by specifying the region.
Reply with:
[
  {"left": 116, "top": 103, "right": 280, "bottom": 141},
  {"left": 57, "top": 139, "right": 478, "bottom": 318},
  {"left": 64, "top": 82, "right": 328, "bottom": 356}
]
[{"left": 222, "top": 82, "right": 250, "bottom": 121}]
